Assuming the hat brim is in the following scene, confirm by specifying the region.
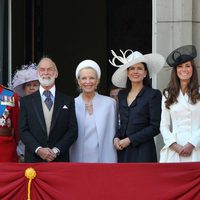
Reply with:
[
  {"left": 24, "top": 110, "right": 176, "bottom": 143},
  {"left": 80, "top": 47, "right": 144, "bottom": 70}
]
[
  {"left": 112, "top": 53, "right": 165, "bottom": 88},
  {"left": 166, "top": 45, "right": 197, "bottom": 67},
  {"left": 13, "top": 78, "right": 38, "bottom": 97}
]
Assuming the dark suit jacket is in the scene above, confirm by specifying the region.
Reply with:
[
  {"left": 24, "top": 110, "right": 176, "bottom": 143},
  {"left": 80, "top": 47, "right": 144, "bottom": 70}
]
[
  {"left": 19, "top": 90, "right": 78, "bottom": 163},
  {"left": 116, "top": 86, "right": 161, "bottom": 162}
]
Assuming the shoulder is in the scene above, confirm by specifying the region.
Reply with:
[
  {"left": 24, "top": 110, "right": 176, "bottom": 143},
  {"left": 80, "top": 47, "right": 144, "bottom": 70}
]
[
  {"left": 118, "top": 89, "right": 126, "bottom": 95},
  {"left": 75, "top": 94, "right": 81, "bottom": 101},
  {"left": 144, "top": 87, "right": 162, "bottom": 99},
  {"left": 0, "top": 84, "right": 11, "bottom": 90},
  {"left": 118, "top": 89, "right": 127, "bottom": 98},
  {"left": 0, "top": 85, "right": 14, "bottom": 93},
  {"left": 56, "top": 90, "right": 74, "bottom": 102},
  {"left": 147, "top": 87, "right": 161, "bottom": 95},
  {"left": 96, "top": 93, "right": 116, "bottom": 105},
  {"left": 0, "top": 85, "right": 20, "bottom": 100},
  {"left": 20, "top": 90, "right": 39, "bottom": 102}
]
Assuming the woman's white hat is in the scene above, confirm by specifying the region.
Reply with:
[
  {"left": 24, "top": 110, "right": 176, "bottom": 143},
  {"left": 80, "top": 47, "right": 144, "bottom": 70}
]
[
  {"left": 109, "top": 49, "right": 165, "bottom": 88},
  {"left": 75, "top": 59, "right": 101, "bottom": 79},
  {"left": 11, "top": 63, "right": 38, "bottom": 97}
]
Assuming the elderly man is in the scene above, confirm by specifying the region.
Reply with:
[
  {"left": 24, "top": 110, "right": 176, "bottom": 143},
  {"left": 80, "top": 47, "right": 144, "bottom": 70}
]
[{"left": 19, "top": 57, "right": 78, "bottom": 162}]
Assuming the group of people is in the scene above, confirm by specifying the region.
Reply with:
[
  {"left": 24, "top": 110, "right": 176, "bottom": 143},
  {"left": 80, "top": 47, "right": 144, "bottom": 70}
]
[{"left": 0, "top": 44, "right": 199, "bottom": 163}]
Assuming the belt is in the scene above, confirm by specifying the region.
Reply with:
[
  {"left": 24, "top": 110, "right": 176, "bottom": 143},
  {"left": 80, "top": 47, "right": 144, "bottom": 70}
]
[{"left": 0, "top": 128, "right": 13, "bottom": 136}]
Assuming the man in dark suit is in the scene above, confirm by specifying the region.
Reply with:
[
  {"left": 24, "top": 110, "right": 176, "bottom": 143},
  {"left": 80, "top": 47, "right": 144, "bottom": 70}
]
[{"left": 19, "top": 57, "right": 78, "bottom": 162}]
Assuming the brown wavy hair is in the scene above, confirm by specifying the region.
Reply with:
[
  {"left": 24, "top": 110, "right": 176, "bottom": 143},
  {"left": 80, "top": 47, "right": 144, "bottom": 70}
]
[{"left": 164, "top": 60, "right": 200, "bottom": 109}]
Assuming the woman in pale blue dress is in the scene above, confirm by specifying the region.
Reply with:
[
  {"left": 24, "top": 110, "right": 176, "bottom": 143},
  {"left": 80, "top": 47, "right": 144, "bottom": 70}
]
[{"left": 70, "top": 60, "right": 117, "bottom": 163}]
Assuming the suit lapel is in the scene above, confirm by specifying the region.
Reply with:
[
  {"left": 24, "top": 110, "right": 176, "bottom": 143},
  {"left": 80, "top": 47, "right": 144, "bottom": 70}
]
[
  {"left": 32, "top": 91, "right": 46, "bottom": 133},
  {"left": 50, "top": 91, "right": 62, "bottom": 132},
  {"left": 177, "top": 90, "right": 190, "bottom": 110},
  {"left": 129, "top": 87, "right": 146, "bottom": 108},
  {"left": 121, "top": 87, "right": 145, "bottom": 108}
]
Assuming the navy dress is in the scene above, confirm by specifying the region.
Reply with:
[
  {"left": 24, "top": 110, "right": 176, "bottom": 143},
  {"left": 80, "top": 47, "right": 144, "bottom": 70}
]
[{"left": 116, "top": 86, "right": 162, "bottom": 162}]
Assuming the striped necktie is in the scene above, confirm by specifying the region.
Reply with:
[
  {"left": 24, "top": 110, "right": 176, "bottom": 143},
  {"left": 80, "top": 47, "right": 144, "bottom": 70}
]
[{"left": 43, "top": 90, "right": 53, "bottom": 111}]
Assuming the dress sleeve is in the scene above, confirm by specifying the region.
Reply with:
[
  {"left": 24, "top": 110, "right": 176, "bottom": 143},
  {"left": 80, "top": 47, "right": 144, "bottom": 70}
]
[{"left": 160, "top": 95, "right": 176, "bottom": 147}]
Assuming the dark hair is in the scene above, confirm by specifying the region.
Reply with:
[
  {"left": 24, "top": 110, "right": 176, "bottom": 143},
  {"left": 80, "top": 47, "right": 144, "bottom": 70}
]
[
  {"left": 125, "top": 62, "right": 152, "bottom": 92},
  {"left": 109, "top": 84, "right": 120, "bottom": 91},
  {"left": 164, "top": 60, "right": 200, "bottom": 109}
]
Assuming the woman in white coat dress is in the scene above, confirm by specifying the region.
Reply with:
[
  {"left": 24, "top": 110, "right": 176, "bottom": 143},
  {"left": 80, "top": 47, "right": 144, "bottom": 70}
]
[
  {"left": 70, "top": 60, "right": 117, "bottom": 163},
  {"left": 160, "top": 45, "right": 200, "bottom": 162}
]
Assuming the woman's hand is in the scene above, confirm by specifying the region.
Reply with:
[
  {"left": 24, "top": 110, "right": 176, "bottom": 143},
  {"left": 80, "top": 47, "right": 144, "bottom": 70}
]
[
  {"left": 118, "top": 137, "right": 131, "bottom": 149},
  {"left": 114, "top": 137, "right": 131, "bottom": 150},
  {"left": 170, "top": 143, "right": 184, "bottom": 154},
  {"left": 114, "top": 138, "right": 122, "bottom": 150},
  {"left": 180, "top": 143, "right": 194, "bottom": 157}
]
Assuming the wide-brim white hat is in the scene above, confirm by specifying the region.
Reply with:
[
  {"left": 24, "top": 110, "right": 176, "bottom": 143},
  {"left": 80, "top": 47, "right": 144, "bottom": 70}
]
[
  {"left": 11, "top": 63, "right": 38, "bottom": 97},
  {"left": 110, "top": 50, "right": 165, "bottom": 88},
  {"left": 75, "top": 59, "right": 101, "bottom": 79}
]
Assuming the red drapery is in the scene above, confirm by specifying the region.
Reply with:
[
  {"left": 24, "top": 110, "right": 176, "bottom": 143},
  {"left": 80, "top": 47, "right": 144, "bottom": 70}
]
[{"left": 0, "top": 162, "right": 200, "bottom": 200}]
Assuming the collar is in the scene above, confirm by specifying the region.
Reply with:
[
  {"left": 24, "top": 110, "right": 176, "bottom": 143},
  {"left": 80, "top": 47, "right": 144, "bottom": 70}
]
[{"left": 39, "top": 85, "right": 56, "bottom": 97}]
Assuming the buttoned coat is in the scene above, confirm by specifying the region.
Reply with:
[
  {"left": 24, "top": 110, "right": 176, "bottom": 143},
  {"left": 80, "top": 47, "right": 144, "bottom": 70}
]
[
  {"left": 19, "top": 90, "right": 78, "bottom": 162},
  {"left": 160, "top": 91, "right": 200, "bottom": 162},
  {"left": 116, "top": 87, "right": 162, "bottom": 162},
  {"left": 70, "top": 93, "right": 117, "bottom": 163}
]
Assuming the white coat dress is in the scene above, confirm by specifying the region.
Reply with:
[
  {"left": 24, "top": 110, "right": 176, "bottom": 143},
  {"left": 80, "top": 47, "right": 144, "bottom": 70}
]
[
  {"left": 160, "top": 90, "right": 200, "bottom": 162},
  {"left": 70, "top": 93, "right": 117, "bottom": 163}
]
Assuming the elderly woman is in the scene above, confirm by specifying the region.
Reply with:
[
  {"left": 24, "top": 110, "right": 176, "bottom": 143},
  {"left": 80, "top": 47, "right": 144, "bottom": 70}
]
[
  {"left": 70, "top": 59, "right": 117, "bottom": 163},
  {"left": 11, "top": 63, "right": 39, "bottom": 162},
  {"left": 109, "top": 49, "right": 165, "bottom": 162}
]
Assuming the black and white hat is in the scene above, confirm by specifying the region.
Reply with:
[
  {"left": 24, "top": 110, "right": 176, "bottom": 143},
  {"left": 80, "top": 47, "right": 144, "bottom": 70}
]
[{"left": 166, "top": 45, "right": 197, "bottom": 68}]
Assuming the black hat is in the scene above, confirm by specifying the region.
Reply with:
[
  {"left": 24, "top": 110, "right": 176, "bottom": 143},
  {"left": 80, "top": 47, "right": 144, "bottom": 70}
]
[{"left": 166, "top": 45, "right": 197, "bottom": 67}]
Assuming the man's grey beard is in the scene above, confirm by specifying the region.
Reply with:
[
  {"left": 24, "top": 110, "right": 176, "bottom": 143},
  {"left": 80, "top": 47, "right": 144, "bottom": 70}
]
[{"left": 38, "top": 75, "right": 56, "bottom": 87}]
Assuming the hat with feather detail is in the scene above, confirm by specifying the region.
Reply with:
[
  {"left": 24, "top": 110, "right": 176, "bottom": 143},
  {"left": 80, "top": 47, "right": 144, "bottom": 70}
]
[{"left": 109, "top": 49, "right": 165, "bottom": 88}]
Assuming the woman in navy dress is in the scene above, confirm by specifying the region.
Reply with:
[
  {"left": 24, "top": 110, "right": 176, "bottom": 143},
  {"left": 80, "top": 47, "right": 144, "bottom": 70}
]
[{"left": 109, "top": 49, "right": 165, "bottom": 162}]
